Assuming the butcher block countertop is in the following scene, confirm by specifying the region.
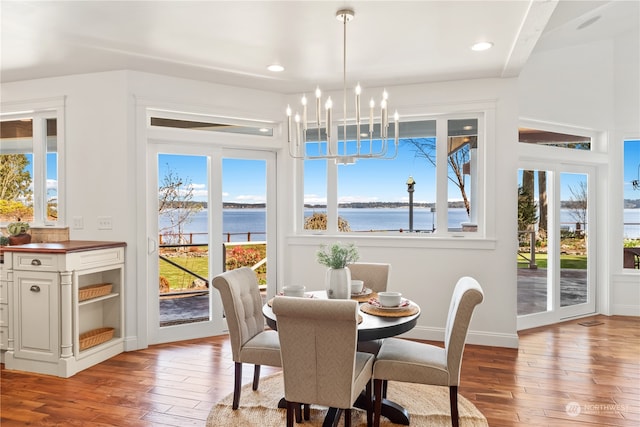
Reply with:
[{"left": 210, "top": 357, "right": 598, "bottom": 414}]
[{"left": 1, "top": 240, "right": 126, "bottom": 254}]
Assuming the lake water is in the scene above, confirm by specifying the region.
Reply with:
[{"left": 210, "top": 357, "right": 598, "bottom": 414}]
[{"left": 160, "top": 208, "right": 640, "bottom": 242}]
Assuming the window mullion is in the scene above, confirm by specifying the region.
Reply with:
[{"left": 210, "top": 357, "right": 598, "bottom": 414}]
[
  {"left": 32, "top": 115, "right": 46, "bottom": 225},
  {"left": 435, "top": 118, "right": 448, "bottom": 235}
]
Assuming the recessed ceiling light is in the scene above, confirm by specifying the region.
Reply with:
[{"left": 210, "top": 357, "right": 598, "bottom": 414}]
[
  {"left": 267, "top": 64, "right": 284, "bottom": 72},
  {"left": 471, "top": 41, "right": 493, "bottom": 52}
]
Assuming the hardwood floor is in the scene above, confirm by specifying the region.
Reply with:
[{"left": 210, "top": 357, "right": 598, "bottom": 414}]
[{"left": 1, "top": 314, "right": 638, "bottom": 426}]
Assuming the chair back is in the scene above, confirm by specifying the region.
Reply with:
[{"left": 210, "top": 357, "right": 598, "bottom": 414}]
[
  {"left": 348, "top": 262, "right": 391, "bottom": 293},
  {"left": 443, "top": 276, "right": 484, "bottom": 385},
  {"left": 212, "top": 267, "right": 265, "bottom": 362},
  {"left": 272, "top": 297, "right": 360, "bottom": 409}
]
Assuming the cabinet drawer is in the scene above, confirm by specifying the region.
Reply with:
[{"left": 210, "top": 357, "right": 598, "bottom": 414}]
[{"left": 14, "top": 253, "right": 59, "bottom": 272}]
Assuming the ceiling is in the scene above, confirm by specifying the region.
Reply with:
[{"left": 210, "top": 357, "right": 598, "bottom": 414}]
[{"left": 1, "top": 1, "right": 637, "bottom": 94}]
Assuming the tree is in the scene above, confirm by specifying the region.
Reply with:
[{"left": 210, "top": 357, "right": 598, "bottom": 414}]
[
  {"left": 405, "top": 137, "right": 471, "bottom": 215},
  {"left": 567, "top": 181, "right": 588, "bottom": 236},
  {"left": 0, "top": 154, "right": 33, "bottom": 202},
  {"left": 518, "top": 186, "right": 538, "bottom": 233},
  {"left": 158, "top": 165, "right": 202, "bottom": 245}
]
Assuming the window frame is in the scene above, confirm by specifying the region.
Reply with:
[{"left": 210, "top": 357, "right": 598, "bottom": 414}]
[{"left": 0, "top": 97, "right": 66, "bottom": 227}]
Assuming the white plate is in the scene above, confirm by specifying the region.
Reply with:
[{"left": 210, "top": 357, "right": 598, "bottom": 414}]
[
  {"left": 367, "top": 298, "right": 411, "bottom": 310},
  {"left": 351, "top": 287, "right": 373, "bottom": 297}
]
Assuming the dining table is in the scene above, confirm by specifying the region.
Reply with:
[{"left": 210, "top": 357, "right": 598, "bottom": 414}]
[{"left": 262, "top": 289, "right": 421, "bottom": 425}]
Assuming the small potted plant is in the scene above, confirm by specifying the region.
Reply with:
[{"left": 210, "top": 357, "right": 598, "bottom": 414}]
[
  {"left": 7, "top": 220, "right": 31, "bottom": 245},
  {"left": 316, "top": 242, "right": 359, "bottom": 299}
]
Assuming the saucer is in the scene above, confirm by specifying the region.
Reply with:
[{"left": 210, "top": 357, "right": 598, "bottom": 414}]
[{"left": 351, "top": 287, "right": 373, "bottom": 297}]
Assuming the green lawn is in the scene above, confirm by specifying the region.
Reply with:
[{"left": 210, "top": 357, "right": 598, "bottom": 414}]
[
  {"left": 159, "top": 244, "right": 267, "bottom": 290},
  {"left": 518, "top": 252, "right": 587, "bottom": 269}
]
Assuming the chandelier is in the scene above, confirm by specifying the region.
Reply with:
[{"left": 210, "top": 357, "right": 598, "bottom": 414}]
[{"left": 286, "top": 8, "right": 399, "bottom": 164}]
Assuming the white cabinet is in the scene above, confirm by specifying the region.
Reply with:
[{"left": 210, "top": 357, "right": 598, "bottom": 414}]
[{"left": 3, "top": 242, "right": 125, "bottom": 377}]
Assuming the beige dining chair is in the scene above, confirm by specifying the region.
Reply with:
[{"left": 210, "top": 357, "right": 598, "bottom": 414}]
[
  {"left": 372, "top": 276, "right": 484, "bottom": 427},
  {"left": 272, "top": 297, "right": 375, "bottom": 427},
  {"left": 349, "top": 262, "right": 391, "bottom": 293},
  {"left": 350, "top": 262, "right": 391, "bottom": 356},
  {"left": 212, "top": 267, "right": 282, "bottom": 410}
]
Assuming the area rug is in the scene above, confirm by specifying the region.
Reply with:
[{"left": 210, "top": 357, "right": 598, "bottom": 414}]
[{"left": 206, "top": 372, "right": 488, "bottom": 427}]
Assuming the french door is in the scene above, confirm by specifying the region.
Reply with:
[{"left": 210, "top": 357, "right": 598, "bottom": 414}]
[
  {"left": 517, "top": 164, "right": 596, "bottom": 330},
  {"left": 147, "top": 143, "right": 275, "bottom": 344}
]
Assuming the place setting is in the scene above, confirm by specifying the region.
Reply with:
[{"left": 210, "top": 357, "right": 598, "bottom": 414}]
[
  {"left": 360, "top": 291, "right": 420, "bottom": 317},
  {"left": 349, "top": 280, "right": 375, "bottom": 302}
]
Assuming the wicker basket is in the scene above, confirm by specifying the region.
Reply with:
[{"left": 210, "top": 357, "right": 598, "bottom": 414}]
[
  {"left": 79, "top": 327, "right": 114, "bottom": 351},
  {"left": 78, "top": 283, "right": 112, "bottom": 302}
]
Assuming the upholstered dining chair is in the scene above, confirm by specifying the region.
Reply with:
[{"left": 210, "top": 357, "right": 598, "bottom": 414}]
[
  {"left": 272, "top": 297, "right": 375, "bottom": 427},
  {"left": 350, "top": 262, "right": 392, "bottom": 356},
  {"left": 212, "top": 267, "right": 282, "bottom": 410},
  {"left": 349, "top": 262, "right": 391, "bottom": 293},
  {"left": 372, "top": 276, "right": 484, "bottom": 427}
]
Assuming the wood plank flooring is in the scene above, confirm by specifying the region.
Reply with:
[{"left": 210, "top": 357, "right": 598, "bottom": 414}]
[{"left": 1, "top": 314, "right": 638, "bottom": 426}]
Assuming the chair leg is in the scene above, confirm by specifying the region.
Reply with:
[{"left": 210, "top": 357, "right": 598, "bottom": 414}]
[
  {"left": 295, "top": 403, "right": 302, "bottom": 423},
  {"left": 382, "top": 380, "right": 388, "bottom": 399},
  {"left": 304, "top": 403, "right": 311, "bottom": 420},
  {"left": 344, "top": 408, "right": 351, "bottom": 427},
  {"left": 373, "top": 379, "right": 384, "bottom": 427},
  {"left": 449, "top": 385, "right": 459, "bottom": 427},
  {"left": 286, "top": 401, "right": 295, "bottom": 427},
  {"left": 252, "top": 364, "right": 261, "bottom": 390},
  {"left": 232, "top": 362, "right": 242, "bottom": 410},
  {"left": 366, "top": 380, "right": 373, "bottom": 427}
]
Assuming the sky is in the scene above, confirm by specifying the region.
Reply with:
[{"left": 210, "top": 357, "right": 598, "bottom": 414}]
[{"left": 154, "top": 139, "right": 640, "bottom": 205}]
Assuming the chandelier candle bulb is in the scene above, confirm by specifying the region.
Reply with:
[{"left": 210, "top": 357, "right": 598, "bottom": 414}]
[
  {"left": 369, "top": 98, "right": 375, "bottom": 135},
  {"left": 286, "top": 105, "right": 292, "bottom": 143},
  {"left": 315, "top": 87, "right": 322, "bottom": 127},
  {"left": 325, "top": 97, "right": 332, "bottom": 140},
  {"left": 355, "top": 84, "right": 361, "bottom": 124},
  {"left": 295, "top": 114, "right": 301, "bottom": 146},
  {"left": 301, "top": 95, "right": 307, "bottom": 131}
]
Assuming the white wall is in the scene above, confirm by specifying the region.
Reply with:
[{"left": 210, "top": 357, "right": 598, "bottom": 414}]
[{"left": 518, "top": 29, "right": 640, "bottom": 317}]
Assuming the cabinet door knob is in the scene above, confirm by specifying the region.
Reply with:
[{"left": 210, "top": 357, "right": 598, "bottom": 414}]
[
  {"left": 31, "top": 259, "right": 42, "bottom": 266},
  {"left": 30, "top": 285, "right": 41, "bottom": 292}
]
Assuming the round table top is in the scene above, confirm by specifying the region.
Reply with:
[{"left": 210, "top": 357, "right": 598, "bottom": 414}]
[{"left": 262, "top": 290, "right": 421, "bottom": 342}]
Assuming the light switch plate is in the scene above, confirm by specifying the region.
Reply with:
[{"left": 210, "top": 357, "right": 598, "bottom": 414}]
[{"left": 97, "top": 216, "right": 113, "bottom": 230}]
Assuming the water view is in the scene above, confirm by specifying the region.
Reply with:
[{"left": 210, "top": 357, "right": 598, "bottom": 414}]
[{"left": 159, "top": 207, "right": 640, "bottom": 243}]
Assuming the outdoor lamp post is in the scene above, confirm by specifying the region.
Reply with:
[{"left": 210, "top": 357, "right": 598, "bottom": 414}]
[{"left": 406, "top": 176, "right": 416, "bottom": 232}]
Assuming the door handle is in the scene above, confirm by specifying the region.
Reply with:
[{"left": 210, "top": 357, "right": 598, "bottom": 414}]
[
  {"left": 31, "top": 259, "right": 42, "bottom": 266},
  {"left": 148, "top": 237, "right": 157, "bottom": 254},
  {"left": 30, "top": 285, "right": 41, "bottom": 292}
]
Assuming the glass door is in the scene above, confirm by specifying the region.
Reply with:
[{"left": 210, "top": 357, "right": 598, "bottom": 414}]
[
  {"left": 147, "top": 144, "right": 275, "bottom": 344},
  {"left": 517, "top": 165, "right": 595, "bottom": 330}
]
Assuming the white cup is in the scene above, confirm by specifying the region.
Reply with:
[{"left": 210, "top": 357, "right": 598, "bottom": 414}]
[
  {"left": 283, "top": 285, "right": 306, "bottom": 297},
  {"left": 378, "top": 291, "right": 402, "bottom": 307},
  {"left": 351, "top": 280, "right": 364, "bottom": 294}
]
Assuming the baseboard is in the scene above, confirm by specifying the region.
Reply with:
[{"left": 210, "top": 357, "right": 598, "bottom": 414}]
[
  {"left": 398, "top": 325, "right": 519, "bottom": 348},
  {"left": 611, "top": 304, "right": 640, "bottom": 316}
]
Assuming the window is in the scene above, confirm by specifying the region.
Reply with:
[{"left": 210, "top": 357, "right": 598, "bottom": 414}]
[
  {"left": 0, "top": 99, "right": 64, "bottom": 226},
  {"left": 301, "top": 114, "right": 483, "bottom": 236},
  {"left": 623, "top": 139, "right": 640, "bottom": 269}
]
